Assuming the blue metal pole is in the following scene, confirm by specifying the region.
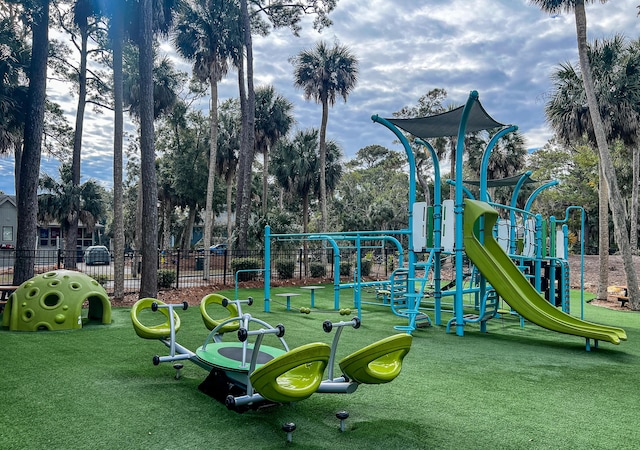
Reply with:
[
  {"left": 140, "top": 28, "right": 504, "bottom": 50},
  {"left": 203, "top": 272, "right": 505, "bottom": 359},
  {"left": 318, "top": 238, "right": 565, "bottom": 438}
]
[
  {"left": 453, "top": 91, "right": 478, "bottom": 336},
  {"left": 534, "top": 214, "right": 543, "bottom": 292},
  {"left": 509, "top": 172, "right": 531, "bottom": 256},
  {"left": 479, "top": 126, "right": 519, "bottom": 202},
  {"left": 524, "top": 181, "right": 559, "bottom": 212},
  {"left": 510, "top": 171, "right": 532, "bottom": 210}
]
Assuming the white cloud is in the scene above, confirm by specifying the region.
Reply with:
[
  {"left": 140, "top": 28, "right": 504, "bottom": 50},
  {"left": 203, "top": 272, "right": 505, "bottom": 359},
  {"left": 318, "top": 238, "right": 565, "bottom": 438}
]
[{"left": 0, "top": 0, "right": 638, "bottom": 195}]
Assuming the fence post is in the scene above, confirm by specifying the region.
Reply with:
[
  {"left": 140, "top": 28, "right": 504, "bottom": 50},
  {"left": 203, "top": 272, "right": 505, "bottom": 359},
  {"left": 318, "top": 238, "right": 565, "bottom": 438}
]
[
  {"left": 384, "top": 247, "right": 388, "bottom": 277},
  {"left": 223, "top": 250, "right": 228, "bottom": 285},
  {"left": 298, "top": 248, "right": 303, "bottom": 279},
  {"left": 175, "top": 249, "right": 180, "bottom": 289}
]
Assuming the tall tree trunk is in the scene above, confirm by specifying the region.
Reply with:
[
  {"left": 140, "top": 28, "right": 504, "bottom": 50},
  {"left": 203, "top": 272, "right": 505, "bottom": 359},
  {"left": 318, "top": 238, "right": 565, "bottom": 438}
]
[
  {"left": 597, "top": 163, "right": 609, "bottom": 301},
  {"left": 415, "top": 161, "right": 431, "bottom": 206},
  {"left": 138, "top": 0, "right": 158, "bottom": 298},
  {"left": 574, "top": 0, "right": 640, "bottom": 308},
  {"left": 631, "top": 147, "right": 639, "bottom": 254},
  {"left": 13, "top": 0, "right": 49, "bottom": 286},
  {"left": 181, "top": 206, "right": 196, "bottom": 251},
  {"left": 203, "top": 75, "right": 219, "bottom": 279},
  {"left": 112, "top": 8, "right": 125, "bottom": 300},
  {"left": 226, "top": 177, "right": 233, "bottom": 241},
  {"left": 237, "top": 0, "right": 256, "bottom": 252},
  {"left": 319, "top": 96, "right": 329, "bottom": 233},
  {"left": 13, "top": 140, "right": 23, "bottom": 204},
  {"left": 262, "top": 145, "right": 269, "bottom": 215},
  {"left": 302, "top": 191, "right": 309, "bottom": 273},
  {"left": 235, "top": 48, "right": 249, "bottom": 250},
  {"left": 162, "top": 200, "right": 171, "bottom": 250},
  {"left": 66, "top": 21, "right": 90, "bottom": 270}
]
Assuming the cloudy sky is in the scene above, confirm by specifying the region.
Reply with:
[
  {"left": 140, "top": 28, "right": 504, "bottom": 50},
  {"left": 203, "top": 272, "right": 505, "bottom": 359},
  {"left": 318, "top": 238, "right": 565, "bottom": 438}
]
[{"left": 1, "top": 0, "right": 639, "bottom": 195}]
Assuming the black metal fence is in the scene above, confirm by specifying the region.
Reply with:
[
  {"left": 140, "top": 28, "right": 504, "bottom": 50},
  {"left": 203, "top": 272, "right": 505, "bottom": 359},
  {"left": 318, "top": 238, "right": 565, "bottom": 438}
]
[{"left": 0, "top": 247, "right": 394, "bottom": 295}]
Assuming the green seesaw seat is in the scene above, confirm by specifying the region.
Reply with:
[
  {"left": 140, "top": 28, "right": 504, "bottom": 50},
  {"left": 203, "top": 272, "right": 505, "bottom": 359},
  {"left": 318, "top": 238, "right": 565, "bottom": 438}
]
[
  {"left": 131, "top": 298, "right": 181, "bottom": 339},
  {"left": 249, "top": 343, "right": 331, "bottom": 403},
  {"left": 200, "top": 293, "right": 239, "bottom": 333},
  {"left": 338, "top": 334, "right": 412, "bottom": 384}
]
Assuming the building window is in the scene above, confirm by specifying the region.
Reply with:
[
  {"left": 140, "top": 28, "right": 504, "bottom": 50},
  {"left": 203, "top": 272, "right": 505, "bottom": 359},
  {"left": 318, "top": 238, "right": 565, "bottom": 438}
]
[{"left": 2, "top": 226, "right": 13, "bottom": 241}]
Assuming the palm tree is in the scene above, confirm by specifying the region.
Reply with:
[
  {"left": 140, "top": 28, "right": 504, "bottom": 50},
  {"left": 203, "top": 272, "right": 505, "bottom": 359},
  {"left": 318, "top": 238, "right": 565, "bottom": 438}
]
[
  {"left": 216, "top": 99, "right": 241, "bottom": 241},
  {"left": 291, "top": 40, "right": 358, "bottom": 233},
  {"left": 232, "top": 0, "right": 337, "bottom": 251},
  {"left": 136, "top": 0, "right": 157, "bottom": 297},
  {"left": 14, "top": 0, "right": 49, "bottom": 286},
  {"left": 233, "top": 0, "right": 255, "bottom": 253},
  {"left": 254, "top": 85, "right": 294, "bottom": 215},
  {"left": 546, "top": 62, "right": 612, "bottom": 296},
  {"left": 37, "top": 164, "right": 106, "bottom": 253},
  {"left": 122, "top": 45, "right": 182, "bottom": 295},
  {"left": 102, "top": 0, "right": 129, "bottom": 300},
  {"left": 465, "top": 129, "right": 528, "bottom": 204},
  {"left": 172, "top": 0, "right": 242, "bottom": 277},
  {"left": 532, "top": 0, "right": 640, "bottom": 310},
  {"left": 0, "top": 15, "right": 29, "bottom": 178},
  {"left": 272, "top": 128, "right": 342, "bottom": 270},
  {"left": 272, "top": 128, "right": 342, "bottom": 233},
  {"left": 53, "top": 0, "right": 106, "bottom": 269},
  {"left": 101, "top": 0, "right": 179, "bottom": 297},
  {"left": 271, "top": 129, "right": 320, "bottom": 237},
  {"left": 545, "top": 35, "right": 640, "bottom": 301}
]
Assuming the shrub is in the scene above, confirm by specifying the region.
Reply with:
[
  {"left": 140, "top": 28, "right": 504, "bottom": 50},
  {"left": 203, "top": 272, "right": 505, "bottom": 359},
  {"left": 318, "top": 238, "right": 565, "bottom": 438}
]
[
  {"left": 91, "top": 274, "right": 109, "bottom": 286},
  {"left": 360, "top": 259, "right": 372, "bottom": 277},
  {"left": 339, "top": 261, "right": 352, "bottom": 277},
  {"left": 387, "top": 254, "right": 395, "bottom": 271},
  {"left": 230, "top": 257, "right": 262, "bottom": 281},
  {"left": 275, "top": 259, "right": 296, "bottom": 279},
  {"left": 157, "top": 269, "right": 176, "bottom": 289},
  {"left": 309, "top": 262, "right": 326, "bottom": 278}
]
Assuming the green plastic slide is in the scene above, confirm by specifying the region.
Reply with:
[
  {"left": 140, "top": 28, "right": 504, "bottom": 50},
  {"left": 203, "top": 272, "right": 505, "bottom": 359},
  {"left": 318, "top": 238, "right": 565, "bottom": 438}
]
[{"left": 463, "top": 199, "right": 626, "bottom": 345}]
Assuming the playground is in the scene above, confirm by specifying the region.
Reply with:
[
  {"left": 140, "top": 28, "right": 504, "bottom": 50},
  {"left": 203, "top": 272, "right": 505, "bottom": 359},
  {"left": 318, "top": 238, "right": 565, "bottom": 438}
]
[
  {"left": 1, "top": 286, "right": 639, "bottom": 449},
  {"left": 2, "top": 91, "right": 637, "bottom": 448}
]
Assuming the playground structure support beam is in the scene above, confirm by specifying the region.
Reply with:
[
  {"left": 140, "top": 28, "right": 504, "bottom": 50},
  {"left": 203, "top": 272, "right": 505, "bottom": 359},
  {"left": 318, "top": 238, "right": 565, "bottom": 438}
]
[{"left": 453, "top": 92, "right": 480, "bottom": 336}]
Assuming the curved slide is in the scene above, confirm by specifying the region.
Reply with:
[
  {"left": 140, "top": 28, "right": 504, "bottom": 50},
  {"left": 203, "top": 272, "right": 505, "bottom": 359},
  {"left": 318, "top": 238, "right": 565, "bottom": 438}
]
[{"left": 463, "top": 199, "right": 627, "bottom": 345}]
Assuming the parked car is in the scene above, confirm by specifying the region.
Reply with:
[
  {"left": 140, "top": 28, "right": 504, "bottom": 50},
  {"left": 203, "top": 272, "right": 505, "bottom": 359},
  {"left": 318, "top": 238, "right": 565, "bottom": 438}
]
[
  {"left": 84, "top": 245, "right": 111, "bottom": 265},
  {"left": 209, "top": 243, "right": 227, "bottom": 255}
]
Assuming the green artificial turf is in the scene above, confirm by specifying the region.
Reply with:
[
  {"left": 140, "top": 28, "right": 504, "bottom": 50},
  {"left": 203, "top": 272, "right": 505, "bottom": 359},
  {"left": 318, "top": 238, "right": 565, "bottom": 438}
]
[{"left": 1, "top": 286, "right": 639, "bottom": 449}]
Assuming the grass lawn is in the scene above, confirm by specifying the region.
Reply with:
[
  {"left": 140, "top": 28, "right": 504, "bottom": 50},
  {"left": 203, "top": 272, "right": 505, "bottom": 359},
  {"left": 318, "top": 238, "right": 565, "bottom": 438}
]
[{"left": 1, "top": 286, "right": 639, "bottom": 449}]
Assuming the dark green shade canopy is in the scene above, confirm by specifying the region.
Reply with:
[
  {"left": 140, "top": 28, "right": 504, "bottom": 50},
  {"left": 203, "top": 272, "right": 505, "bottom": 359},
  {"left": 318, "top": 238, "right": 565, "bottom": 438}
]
[{"left": 386, "top": 98, "right": 505, "bottom": 139}]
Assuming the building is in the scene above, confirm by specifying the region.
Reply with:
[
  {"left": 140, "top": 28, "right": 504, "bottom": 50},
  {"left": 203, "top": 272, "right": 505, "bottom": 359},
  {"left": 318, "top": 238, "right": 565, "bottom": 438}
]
[
  {"left": 0, "top": 195, "right": 17, "bottom": 250},
  {"left": 0, "top": 194, "right": 102, "bottom": 252}
]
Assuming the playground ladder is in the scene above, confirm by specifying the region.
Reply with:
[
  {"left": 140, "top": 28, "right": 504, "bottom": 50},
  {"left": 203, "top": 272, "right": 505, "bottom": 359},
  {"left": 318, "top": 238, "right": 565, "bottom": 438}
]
[
  {"left": 560, "top": 260, "right": 571, "bottom": 313},
  {"left": 446, "top": 288, "right": 499, "bottom": 333},
  {"left": 389, "top": 268, "right": 409, "bottom": 310},
  {"left": 390, "top": 268, "right": 433, "bottom": 334}
]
